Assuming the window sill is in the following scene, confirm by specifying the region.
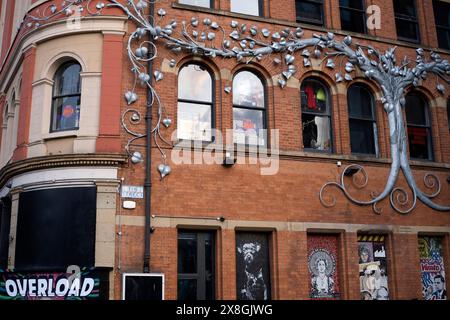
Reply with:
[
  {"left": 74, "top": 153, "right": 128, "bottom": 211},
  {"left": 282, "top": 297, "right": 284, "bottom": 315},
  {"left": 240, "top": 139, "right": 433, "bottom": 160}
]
[
  {"left": 168, "top": 143, "right": 450, "bottom": 169},
  {"left": 43, "top": 130, "right": 79, "bottom": 141}
]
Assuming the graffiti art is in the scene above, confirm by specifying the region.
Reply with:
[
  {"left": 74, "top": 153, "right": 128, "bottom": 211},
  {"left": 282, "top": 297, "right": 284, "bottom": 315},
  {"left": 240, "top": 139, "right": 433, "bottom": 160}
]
[
  {"left": 308, "top": 235, "right": 340, "bottom": 299},
  {"left": 236, "top": 233, "right": 271, "bottom": 301},
  {"left": 358, "top": 235, "right": 389, "bottom": 300},
  {"left": 419, "top": 237, "right": 447, "bottom": 300}
]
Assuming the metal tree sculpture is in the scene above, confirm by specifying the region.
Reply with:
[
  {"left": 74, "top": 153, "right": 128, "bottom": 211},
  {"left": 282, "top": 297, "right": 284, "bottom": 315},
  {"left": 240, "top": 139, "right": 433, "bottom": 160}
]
[{"left": 25, "top": 1, "right": 450, "bottom": 213}]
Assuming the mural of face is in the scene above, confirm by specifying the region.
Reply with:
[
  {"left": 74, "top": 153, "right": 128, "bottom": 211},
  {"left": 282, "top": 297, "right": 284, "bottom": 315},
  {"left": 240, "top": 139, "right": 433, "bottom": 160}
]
[
  {"left": 360, "top": 248, "right": 370, "bottom": 263},
  {"left": 434, "top": 276, "right": 445, "bottom": 292},
  {"left": 317, "top": 260, "right": 326, "bottom": 274}
]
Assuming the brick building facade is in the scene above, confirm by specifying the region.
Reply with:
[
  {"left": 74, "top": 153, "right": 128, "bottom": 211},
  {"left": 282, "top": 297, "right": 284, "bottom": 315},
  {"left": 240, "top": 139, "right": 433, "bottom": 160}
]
[{"left": 0, "top": 0, "right": 449, "bottom": 300}]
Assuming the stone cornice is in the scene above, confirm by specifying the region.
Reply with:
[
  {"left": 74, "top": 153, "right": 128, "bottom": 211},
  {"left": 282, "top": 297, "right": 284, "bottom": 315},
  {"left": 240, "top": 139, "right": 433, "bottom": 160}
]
[{"left": 0, "top": 153, "right": 127, "bottom": 188}]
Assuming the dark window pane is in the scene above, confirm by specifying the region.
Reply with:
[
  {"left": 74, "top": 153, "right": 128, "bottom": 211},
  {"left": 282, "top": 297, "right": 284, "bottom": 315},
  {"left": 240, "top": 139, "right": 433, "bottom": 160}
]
[
  {"left": 437, "top": 28, "right": 450, "bottom": 50},
  {"left": 233, "top": 108, "right": 265, "bottom": 146},
  {"left": 394, "top": 0, "right": 419, "bottom": 41},
  {"left": 178, "top": 0, "right": 211, "bottom": 8},
  {"left": 434, "top": 1, "right": 450, "bottom": 49},
  {"left": 236, "top": 233, "right": 271, "bottom": 300},
  {"left": 348, "top": 85, "right": 374, "bottom": 119},
  {"left": 405, "top": 92, "right": 432, "bottom": 160},
  {"left": 233, "top": 71, "right": 264, "bottom": 108},
  {"left": 124, "top": 275, "right": 164, "bottom": 300},
  {"left": 178, "top": 231, "right": 215, "bottom": 301},
  {"left": 177, "top": 102, "right": 212, "bottom": 141},
  {"left": 408, "top": 126, "right": 431, "bottom": 159},
  {"left": 15, "top": 188, "right": 96, "bottom": 271},
  {"left": 405, "top": 94, "right": 428, "bottom": 125},
  {"left": 396, "top": 19, "right": 419, "bottom": 41},
  {"left": 296, "top": 0, "right": 324, "bottom": 25},
  {"left": 178, "top": 64, "right": 212, "bottom": 102},
  {"left": 178, "top": 279, "right": 197, "bottom": 301},
  {"left": 340, "top": 0, "right": 364, "bottom": 10},
  {"left": 350, "top": 120, "right": 376, "bottom": 154},
  {"left": 178, "top": 233, "right": 197, "bottom": 274},
  {"left": 205, "top": 234, "right": 214, "bottom": 300},
  {"left": 53, "top": 63, "right": 81, "bottom": 96},
  {"left": 394, "top": 0, "right": 417, "bottom": 18},
  {"left": 231, "top": 0, "right": 260, "bottom": 16},
  {"left": 433, "top": 0, "right": 450, "bottom": 27},
  {"left": 303, "top": 114, "right": 331, "bottom": 151},
  {"left": 51, "top": 96, "right": 81, "bottom": 131},
  {"left": 340, "top": 8, "right": 366, "bottom": 33},
  {"left": 0, "top": 198, "right": 11, "bottom": 270}
]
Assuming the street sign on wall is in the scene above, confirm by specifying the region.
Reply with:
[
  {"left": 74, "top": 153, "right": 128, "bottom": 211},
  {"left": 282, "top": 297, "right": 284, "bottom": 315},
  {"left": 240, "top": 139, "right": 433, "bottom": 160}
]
[{"left": 121, "top": 186, "right": 144, "bottom": 199}]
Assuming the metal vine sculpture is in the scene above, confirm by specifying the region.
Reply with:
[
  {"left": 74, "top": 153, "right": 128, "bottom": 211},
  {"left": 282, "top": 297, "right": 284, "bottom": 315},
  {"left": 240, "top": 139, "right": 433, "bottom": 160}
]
[{"left": 23, "top": 1, "right": 450, "bottom": 213}]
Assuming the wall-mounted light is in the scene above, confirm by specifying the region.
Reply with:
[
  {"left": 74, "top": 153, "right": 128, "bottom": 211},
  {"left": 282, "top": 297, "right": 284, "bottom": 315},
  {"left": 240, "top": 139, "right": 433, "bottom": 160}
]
[{"left": 223, "top": 152, "right": 236, "bottom": 167}]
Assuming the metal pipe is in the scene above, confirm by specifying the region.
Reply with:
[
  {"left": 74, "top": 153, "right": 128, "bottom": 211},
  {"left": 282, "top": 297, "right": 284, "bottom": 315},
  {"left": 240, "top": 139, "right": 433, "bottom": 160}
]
[{"left": 143, "top": 1, "right": 155, "bottom": 273}]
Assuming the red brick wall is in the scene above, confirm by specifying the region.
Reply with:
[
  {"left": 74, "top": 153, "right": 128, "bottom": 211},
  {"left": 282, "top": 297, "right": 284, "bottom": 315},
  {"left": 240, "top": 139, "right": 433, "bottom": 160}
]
[{"left": 115, "top": 0, "right": 450, "bottom": 299}]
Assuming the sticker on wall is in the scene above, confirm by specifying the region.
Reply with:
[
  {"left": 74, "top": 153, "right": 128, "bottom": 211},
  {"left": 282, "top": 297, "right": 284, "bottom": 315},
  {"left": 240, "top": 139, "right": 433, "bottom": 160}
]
[
  {"left": 419, "top": 237, "right": 447, "bottom": 300},
  {"left": 358, "top": 235, "right": 389, "bottom": 300},
  {"left": 236, "top": 233, "right": 271, "bottom": 300},
  {"left": 307, "top": 234, "right": 340, "bottom": 299}
]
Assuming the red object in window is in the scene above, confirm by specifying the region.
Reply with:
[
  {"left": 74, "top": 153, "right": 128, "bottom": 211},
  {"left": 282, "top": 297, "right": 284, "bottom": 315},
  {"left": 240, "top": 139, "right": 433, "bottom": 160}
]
[
  {"left": 304, "top": 86, "right": 317, "bottom": 110},
  {"left": 63, "top": 105, "right": 75, "bottom": 118},
  {"left": 243, "top": 119, "right": 255, "bottom": 130}
]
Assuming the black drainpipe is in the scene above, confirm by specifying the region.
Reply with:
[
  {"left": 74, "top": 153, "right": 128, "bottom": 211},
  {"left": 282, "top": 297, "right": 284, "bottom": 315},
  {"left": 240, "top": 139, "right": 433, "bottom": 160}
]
[{"left": 143, "top": 2, "right": 155, "bottom": 274}]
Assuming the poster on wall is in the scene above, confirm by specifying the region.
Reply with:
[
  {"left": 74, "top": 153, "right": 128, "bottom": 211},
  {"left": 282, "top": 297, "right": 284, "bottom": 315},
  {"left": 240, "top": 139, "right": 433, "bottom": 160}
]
[
  {"left": 358, "top": 235, "right": 389, "bottom": 300},
  {"left": 307, "top": 234, "right": 340, "bottom": 299},
  {"left": 236, "top": 232, "right": 271, "bottom": 300},
  {"left": 0, "top": 268, "right": 109, "bottom": 300},
  {"left": 419, "top": 237, "right": 447, "bottom": 300}
]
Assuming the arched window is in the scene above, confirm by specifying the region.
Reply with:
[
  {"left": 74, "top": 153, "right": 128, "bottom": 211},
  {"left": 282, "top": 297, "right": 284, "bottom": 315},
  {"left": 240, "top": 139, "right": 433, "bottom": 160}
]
[
  {"left": 178, "top": 63, "right": 214, "bottom": 141},
  {"left": 51, "top": 61, "right": 81, "bottom": 132},
  {"left": 405, "top": 92, "right": 433, "bottom": 160},
  {"left": 301, "top": 78, "right": 332, "bottom": 151},
  {"left": 348, "top": 84, "right": 378, "bottom": 155},
  {"left": 233, "top": 70, "right": 266, "bottom": 146}
]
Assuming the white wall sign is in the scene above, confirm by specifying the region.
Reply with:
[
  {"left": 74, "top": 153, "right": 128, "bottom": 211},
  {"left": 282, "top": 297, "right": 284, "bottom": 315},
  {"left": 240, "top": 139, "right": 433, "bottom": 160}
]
[{"left": 121, "top": 185, "right": 144, "bottom": 199}]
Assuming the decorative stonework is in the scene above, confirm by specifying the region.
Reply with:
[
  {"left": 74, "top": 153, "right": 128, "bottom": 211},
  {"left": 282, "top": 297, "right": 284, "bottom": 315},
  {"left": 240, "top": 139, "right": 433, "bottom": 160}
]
[{"left": 0, "top": 153, "right": 127, "bottom": 187}]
